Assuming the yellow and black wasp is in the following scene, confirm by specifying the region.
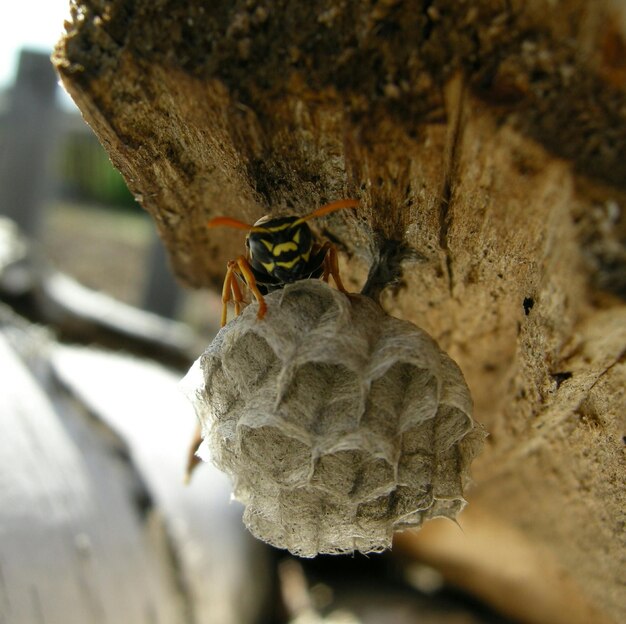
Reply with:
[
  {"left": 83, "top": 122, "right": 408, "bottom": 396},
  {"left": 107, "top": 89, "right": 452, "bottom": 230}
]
[{"left": 207, "top": 198, "right": 359, "bottom": 327}]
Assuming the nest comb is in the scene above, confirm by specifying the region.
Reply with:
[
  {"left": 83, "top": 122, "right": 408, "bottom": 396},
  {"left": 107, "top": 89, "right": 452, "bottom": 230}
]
[{"left": 184, "top": 280, "right": 485, "bottom": 557}]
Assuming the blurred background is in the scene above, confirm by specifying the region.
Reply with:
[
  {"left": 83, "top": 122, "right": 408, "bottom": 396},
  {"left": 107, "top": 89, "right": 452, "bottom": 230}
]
[
  {"left": 0, "top": 3, "right": 520, "bottom": 624},
  {"left": 0, "top": 0, "right": 220, "bottom": 333}
]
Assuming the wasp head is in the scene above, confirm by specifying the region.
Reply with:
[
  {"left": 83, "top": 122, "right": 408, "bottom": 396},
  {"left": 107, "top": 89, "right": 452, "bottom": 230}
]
[{"left": 247, "top": 216, "right": 314, "bottom": 282}]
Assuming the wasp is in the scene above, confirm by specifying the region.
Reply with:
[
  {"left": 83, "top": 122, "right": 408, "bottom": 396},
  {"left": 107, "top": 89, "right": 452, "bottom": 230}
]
[{"left": 207, "top": 198, "right": 359, "bottom": 327}]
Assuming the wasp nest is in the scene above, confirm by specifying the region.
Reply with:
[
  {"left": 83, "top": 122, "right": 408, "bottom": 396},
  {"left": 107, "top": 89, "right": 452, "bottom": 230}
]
[{"left": 186, "top": 280, "right": 484, "bottom": 557}]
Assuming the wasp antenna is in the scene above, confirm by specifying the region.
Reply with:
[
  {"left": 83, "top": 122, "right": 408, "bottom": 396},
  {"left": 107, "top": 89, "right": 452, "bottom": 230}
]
[
  {"left": 295, "top": 199, "right": 359, "bottom": 224},
  {"left": 207, "top": 216, "right": 255, "bottom": 231}
]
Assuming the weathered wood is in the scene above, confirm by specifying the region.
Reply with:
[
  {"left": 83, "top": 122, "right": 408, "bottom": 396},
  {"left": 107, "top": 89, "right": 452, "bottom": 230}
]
[
  {"left": 0, "top": 309, "right": 271, "bottom": 624},
  {"left": 0, "top": 324, "right": 185, "bottom": 623},
  {"left": 53, "top": 1, "right": 626, "bottom": 622},
  {"left": 51, "top": 344, "right": 272, "bottom": 624}
]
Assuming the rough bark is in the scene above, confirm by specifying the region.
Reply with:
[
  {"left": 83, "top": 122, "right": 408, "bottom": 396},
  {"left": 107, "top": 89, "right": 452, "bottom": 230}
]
[{"left": 54, "top": 1, "right": 626, "bottom": 622}]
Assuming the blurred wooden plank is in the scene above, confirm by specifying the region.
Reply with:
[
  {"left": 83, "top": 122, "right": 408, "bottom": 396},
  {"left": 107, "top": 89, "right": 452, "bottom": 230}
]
[
  {"left": 0, "top": 331, "right": 186, "bottom": 624},
  {"left": 51, "top": 344, "right": 271, "bottom": 624}
]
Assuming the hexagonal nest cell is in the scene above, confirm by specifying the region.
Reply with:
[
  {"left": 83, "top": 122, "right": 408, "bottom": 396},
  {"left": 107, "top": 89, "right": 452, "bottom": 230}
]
[{"left": 184, "top": 280, "right": 485, "bottom": 557}]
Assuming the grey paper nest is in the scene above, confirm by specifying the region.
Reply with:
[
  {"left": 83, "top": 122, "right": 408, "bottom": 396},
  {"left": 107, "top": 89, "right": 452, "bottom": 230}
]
[{"left": 186, "top": 280, "right": 484, "bottom": 557}]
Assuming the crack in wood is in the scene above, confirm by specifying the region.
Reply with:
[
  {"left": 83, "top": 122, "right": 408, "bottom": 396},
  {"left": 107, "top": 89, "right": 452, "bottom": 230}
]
[{"left": 439, "top": 74, "right": 466, "bottom": 297}]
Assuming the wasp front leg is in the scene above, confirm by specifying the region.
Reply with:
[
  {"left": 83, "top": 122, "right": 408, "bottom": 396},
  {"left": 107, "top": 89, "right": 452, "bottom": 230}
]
[
  {"left": 321, "top": 242, "right": 347, "bottom": 293},
  {"left": 221, "top": 260, "right": 247, "bottom": 327},
  {"left": 221, "top": 256, "right": 268, "bottom": 327},
  {"left": 233, "top": 255, "right": 268, "bottom": 320}
]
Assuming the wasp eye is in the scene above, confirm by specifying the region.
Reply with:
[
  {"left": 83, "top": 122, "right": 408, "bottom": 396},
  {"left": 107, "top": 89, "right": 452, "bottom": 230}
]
[{"left": 245, "top": 238, "right": 250, "bottom": 247}]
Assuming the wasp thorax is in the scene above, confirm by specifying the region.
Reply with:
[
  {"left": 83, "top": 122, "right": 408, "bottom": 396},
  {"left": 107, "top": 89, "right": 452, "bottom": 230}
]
[{"left": 185, "top": 280, "right": 485, "bottom": 557}]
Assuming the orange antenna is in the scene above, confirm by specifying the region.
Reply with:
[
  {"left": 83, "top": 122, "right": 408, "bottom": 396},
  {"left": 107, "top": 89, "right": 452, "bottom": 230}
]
[
  {"left": 294, "top": 198, "right": 359, "bottom": 225},
  {"left": 207, "top": 216, "right": 267, "bottom": 232}
]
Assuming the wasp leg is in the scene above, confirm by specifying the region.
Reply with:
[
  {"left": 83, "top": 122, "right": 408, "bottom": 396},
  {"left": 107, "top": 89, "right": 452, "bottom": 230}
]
[
  {"left": 318, "top": 243, "right": 330, "bottom": 284},
  {"left": 185, "top": 426, "right": 203, "bottom": 482},
  {"left": 220, "top": 258, "right": 251, "bottom": 327},
  {"left": 321, "top": 242, "right": 347, "bottom": 293},
  {"left": 221, "top": 260, "right": 241, "bottom": 327},
  {"left": 235, "top": 255, "right": 268, "bottom": 320},
  {"left": 230, "top": 270, "right": 244, "bottom": 317}
]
